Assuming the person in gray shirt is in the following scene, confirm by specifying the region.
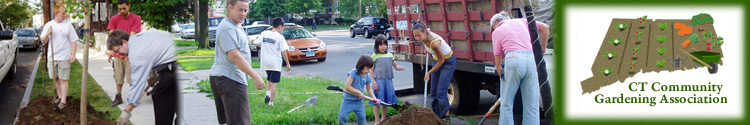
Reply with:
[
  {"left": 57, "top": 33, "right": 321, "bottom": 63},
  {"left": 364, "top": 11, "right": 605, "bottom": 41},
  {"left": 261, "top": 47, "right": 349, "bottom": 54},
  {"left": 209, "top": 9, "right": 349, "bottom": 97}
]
[
  {"left": 107, "top": 29, "right": 178, "bottom": 125},
  {"left": 208, "top": 0, "right": 265, "bottom": 124}
]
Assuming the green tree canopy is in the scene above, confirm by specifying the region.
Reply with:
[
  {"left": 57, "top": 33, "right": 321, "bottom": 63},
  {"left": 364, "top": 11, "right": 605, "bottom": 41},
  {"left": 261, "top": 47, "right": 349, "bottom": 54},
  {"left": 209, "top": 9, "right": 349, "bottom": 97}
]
[
  {"left": 0, "top": 0, "right": 34, "bottom": 28},
  {"left": 250, "top": 0, "right": 287, "bottom": 19},
  {"left": 335, "top": 0, "right": 386, "bottom": 19},
  {"left": 286, "top": 0, "right": 322, "bottom": 18},
  {"left": 127, "top": 0, "right": 198, "bottom": 32}
]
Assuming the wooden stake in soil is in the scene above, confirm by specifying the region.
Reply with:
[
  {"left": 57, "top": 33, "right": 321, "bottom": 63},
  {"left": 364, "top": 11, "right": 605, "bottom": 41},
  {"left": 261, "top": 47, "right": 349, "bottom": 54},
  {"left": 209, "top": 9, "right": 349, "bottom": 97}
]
[{"left": 81, "top": 0, "right": 91, "bottom": 123}]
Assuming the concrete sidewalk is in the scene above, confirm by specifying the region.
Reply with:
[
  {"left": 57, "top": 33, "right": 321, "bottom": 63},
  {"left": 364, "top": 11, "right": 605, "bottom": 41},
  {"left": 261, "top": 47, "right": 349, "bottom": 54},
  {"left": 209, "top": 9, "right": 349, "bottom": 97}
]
[{"left": 74, "top": 42, "right": 154, "bottom": 124}]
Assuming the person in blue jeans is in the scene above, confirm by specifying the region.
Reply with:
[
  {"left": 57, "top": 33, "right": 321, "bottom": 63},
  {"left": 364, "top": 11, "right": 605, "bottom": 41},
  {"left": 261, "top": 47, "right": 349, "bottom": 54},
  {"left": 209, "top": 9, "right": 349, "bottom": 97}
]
[
  {"left": 411, "top": 22, "right": 457, "bottom": 119},
  {"left": 338, "top": 55, "right": 382, "bottom": 125},
  {"left": 491, "top": 12, "right": 540, "bottom": 125}
]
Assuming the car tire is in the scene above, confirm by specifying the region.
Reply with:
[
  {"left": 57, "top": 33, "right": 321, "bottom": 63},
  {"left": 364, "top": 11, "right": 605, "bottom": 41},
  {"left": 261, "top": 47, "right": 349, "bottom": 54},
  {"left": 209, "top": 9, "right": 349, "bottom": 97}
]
[
  {"left": 364, "top": 29, "right": 372, "bottom": 39},
  {"left": 385, "top": 32, "right": 392, "bottom": 40},
  {"left": 317, "top": 58, "right": 326, "bottom": 62},
  {"left": 350, "top": 29, "right": 355, "bottom": 38}
]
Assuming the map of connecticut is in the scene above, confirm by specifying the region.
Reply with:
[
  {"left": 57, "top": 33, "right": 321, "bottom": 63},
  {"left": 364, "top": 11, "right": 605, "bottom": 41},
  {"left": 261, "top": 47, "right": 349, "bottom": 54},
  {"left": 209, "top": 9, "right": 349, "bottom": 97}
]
[{"left": 581, "top": 14, "right": 724, "bottom": 94}]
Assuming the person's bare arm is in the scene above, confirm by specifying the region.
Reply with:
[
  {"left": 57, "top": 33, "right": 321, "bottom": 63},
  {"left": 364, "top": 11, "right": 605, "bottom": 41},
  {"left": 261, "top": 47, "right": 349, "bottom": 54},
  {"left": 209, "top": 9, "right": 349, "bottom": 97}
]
[
  {"left": 392, "top": 60, "right": 404, "bottom": 71},
  {"left": 370, "top": 65, "right": 378, "bottom": 90},
  {"left": 537, "top": 22, "right": 549, "bottom": 54},
  {"left": 41, "top": 27, "right": 52, "bottom": 44},
  {"left": 70, "top": 39, "right": 77, "bottom": 63},
  {"left": 494, "top": 55, "right": 504, "bottom": 77},
  {"left": 227, "top": 49, "right": 265, "bottom": 90},
  {"left": 344, "top": 76, "right": 365, "bottom": 98},
  {"left": 424, "top": 38, "right": 445, "bottom": 82},
  {"left": 282, "top": 50, "right": 292, "bottom": 71},
  {"left": 365, "top": 77, "right": 381, "bottom": 104}
]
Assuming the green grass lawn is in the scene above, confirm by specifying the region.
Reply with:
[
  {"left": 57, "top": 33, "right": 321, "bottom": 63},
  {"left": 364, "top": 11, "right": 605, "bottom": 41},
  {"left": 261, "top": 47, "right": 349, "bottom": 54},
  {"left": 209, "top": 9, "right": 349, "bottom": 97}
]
[
  {"left": 177, "top": 57, "right": 259, "bottom": 71},
  {"left": 174, "top": 37, "right": 198, "bottom": 47},
  {"left": 176, "top": 49, "right": 215, "bottom": 57},
  {"left": 32, "top": 60, "right": 121, "bottom": 121},
  {"left": 304, "top": 25, "right": 350, "bottom": 32},
  {"left": 196, "top": 76, "right": 402, "bottom": 124}
]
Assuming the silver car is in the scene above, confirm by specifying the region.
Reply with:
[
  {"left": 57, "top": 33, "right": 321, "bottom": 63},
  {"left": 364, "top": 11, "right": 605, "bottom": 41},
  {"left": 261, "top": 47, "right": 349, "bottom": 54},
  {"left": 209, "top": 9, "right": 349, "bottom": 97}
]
[
  {"left": 180, "top": 24, "right": 195, "bottom": 39},
  {"left": 13, "top": 28, "right": 39, "bottom": 49},
  {"left": 244, "top": 24, "right": 270, "bottom": 52}
]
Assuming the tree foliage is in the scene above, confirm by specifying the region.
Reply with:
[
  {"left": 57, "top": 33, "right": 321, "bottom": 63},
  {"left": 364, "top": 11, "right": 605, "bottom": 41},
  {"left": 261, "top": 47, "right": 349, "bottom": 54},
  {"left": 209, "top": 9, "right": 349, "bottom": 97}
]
[
  {"left": 250, "top": 0, "right": 287, "bottom": 19},
  {"left": 286, "top": 0, "right": 322, "bottom": 18},
  {"left": 335, "top": 0, "right": 386, "bottom": 19},
  {"left": 0, "top": 0, "right": 34, "bottom": 28},
  {"left": 128, "top": 0, "right": 198, "bottom": 32}
]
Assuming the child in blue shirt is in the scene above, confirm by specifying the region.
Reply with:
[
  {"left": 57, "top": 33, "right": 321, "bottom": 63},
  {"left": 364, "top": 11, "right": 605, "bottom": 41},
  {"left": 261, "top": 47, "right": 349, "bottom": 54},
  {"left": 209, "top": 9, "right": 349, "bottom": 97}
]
[{"left": 338, "top": 55, "right": 381, "bottom": 125}]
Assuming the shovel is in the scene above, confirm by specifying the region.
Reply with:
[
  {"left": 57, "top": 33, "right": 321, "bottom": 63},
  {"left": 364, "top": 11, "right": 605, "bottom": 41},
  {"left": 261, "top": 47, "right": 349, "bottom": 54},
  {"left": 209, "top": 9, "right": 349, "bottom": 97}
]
[
  {"left": 287, "top": 96, "right": 318, "bottom": 113},
  {"left": 326, "top": 85, "right": 401, "bottom": 110}
]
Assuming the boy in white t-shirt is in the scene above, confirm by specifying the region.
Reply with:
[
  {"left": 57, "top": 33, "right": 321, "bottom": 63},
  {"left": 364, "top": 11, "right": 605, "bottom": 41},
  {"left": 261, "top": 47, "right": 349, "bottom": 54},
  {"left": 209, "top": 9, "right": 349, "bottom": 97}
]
[
  {"left": 260, "top": 17, "right": 292, "bottom": 106},
  {"left": 40, "top": 5, "right": 79, "bottom": 110}
]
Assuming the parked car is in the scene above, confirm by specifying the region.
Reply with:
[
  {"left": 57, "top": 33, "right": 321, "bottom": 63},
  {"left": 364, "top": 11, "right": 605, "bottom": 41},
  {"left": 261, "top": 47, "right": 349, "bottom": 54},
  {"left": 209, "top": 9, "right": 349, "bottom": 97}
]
[
  {"left": 14, "top": 28, "right": 39, "bottom": 49},
  {"left": 180, "top": 24, "right": 195, "bottom": 39},
  {"left": 171, "top": 22, "right": 182, "bottom": 33},
  {"left": 350, "top": 17, "right": 390, "bottom": 38},
  {"left": 385, "top": 27, "right": 394, "bottom": 40},
  {"left": 244, "top": 24, "right": 271, "bottom": 54},
  {"left": 260, "top": 24, "right": 327, "bottom": 62},
  {"left": 208, "top": 17, "right": 224, "bottom": 47},
  {"left": 0, "top": 20, "right": 18, "bottom": 81},
  {"left": 251, "top": 21, "right": 267, "bottom": 25}
]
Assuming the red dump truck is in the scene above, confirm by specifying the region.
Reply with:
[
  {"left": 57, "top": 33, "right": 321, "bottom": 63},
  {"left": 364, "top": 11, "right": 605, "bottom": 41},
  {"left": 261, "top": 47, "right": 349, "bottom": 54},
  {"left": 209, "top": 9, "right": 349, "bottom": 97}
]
[{"left": 385, "top": 0, "right": 554, "bottom": 123}]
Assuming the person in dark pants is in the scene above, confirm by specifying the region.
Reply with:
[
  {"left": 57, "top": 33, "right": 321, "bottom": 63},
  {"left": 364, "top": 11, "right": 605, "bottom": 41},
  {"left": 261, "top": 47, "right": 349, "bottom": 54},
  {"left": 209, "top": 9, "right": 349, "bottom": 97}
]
[
  {"left": 209, "top": 0, "right": 266, "bottom": 124},
  {"left": 411, "top": 22, "right": 457, "bottom": 120},
  {"left": 107, "top": 29, "right": 178, "bottom": 125}
]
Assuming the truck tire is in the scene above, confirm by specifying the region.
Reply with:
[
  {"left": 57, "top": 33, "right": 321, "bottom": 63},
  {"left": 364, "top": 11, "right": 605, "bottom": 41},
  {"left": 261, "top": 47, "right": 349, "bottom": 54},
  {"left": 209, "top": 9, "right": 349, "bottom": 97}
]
[
  {"left": 412, "top": 63, "right": 428, "bottom": 94},
  {"left": 448, "top": 73, "right": 479, "bottom": 114}
]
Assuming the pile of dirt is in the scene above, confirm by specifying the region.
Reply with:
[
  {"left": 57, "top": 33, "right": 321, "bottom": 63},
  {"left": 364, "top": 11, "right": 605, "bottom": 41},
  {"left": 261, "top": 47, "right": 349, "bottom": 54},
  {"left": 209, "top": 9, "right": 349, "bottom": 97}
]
[
  {"left": 16, "top": 97, "right": 115, "bottom": 125},
  {"left": 381, "top": 102, "right": 447, "bottom": 125}
]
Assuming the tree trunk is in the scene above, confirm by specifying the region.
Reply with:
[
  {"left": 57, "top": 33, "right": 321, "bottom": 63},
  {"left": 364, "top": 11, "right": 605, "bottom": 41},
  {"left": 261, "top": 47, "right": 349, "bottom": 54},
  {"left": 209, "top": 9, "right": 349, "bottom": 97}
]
[{"left": 196, "top": 0, "right": 209, "bottom": 49}]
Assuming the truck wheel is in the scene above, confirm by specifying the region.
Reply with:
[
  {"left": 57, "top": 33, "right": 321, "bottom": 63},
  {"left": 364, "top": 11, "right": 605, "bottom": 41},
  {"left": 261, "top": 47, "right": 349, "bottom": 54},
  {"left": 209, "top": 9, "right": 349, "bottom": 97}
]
[
  {"left": 412, "top": 63, "right": 428, "bottom": 94},
  {"left": 708, "top": 62, "right": 718, "bottom": 74},
  {"left": 448, "top": 74, "right": 479, "bottom": 114}
]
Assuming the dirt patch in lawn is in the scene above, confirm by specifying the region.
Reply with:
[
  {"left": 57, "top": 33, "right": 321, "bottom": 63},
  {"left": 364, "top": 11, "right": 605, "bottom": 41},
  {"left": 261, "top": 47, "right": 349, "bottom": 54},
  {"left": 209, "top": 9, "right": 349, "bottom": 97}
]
[
  {"left": 380, "top": 102, "right": 447, "bottom": 125},
  {"left": 16, "top": 97, "right": 115, "bottom": 125}
]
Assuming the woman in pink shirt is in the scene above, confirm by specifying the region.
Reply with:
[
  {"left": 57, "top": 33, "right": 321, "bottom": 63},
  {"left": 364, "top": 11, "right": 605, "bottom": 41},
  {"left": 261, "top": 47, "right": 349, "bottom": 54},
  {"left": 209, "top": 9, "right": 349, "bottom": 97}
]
[{"left": 490, "top": 11, "right": 540, "bottom": 125}]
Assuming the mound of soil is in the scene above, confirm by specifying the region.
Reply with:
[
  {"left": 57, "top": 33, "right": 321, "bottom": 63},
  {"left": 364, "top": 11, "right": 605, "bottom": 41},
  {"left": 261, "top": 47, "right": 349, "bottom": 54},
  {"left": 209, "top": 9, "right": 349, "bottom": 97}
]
[
  {"left": 16, "top": 97, "right": 115, "bottom": 125},
  {"left": 381, "top": 102, "right": 447, "bottom": 125}
]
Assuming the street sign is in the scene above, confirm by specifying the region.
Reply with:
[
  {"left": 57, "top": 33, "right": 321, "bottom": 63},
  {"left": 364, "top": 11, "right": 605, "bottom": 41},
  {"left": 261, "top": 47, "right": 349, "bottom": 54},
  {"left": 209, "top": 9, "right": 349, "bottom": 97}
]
[{"left": 366, "top": 6, "right": 369, "bottom": 13}]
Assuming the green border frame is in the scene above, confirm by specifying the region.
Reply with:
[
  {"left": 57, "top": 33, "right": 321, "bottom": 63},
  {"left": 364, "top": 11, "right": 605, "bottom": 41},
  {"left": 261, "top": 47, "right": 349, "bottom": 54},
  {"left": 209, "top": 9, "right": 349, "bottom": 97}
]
[{"left": 555, "top": 0, "right": 750, "bottom": 124}]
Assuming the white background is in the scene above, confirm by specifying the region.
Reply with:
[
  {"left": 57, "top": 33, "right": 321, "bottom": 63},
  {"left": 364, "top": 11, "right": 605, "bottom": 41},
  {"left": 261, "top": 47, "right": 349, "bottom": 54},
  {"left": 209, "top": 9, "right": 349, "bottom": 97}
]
[{"left": 564, "top": 5, "right": 744, "bottom": 119}]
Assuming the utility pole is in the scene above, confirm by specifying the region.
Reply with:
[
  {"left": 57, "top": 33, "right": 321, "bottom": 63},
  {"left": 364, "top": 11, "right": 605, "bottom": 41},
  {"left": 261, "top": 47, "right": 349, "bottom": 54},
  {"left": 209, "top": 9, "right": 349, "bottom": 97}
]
[{"left": 358, "top": 0, "right": 361, "bottom": 18}]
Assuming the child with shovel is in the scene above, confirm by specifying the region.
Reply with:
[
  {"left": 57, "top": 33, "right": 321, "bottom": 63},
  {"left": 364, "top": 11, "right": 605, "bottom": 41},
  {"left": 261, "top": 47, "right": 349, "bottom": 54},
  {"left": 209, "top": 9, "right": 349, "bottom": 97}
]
[
  {"left": 369, "top": 35, "right": 405, "bottom": 124},
  {"left": 338, "top": 55, "right": 382, "bottom": 125}
]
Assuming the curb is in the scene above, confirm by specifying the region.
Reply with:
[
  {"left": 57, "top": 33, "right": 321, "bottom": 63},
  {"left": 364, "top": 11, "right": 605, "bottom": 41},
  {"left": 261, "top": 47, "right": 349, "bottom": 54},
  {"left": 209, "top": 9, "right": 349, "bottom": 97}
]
[{"left": 14, "top": 52, "right": 42, "bottom": 124}]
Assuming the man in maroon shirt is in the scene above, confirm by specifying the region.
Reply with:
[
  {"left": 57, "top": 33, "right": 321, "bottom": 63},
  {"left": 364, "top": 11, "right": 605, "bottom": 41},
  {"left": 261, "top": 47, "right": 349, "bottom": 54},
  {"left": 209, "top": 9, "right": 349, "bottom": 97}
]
[{"left": 107, "top": 0, "right": 142, "bottom": 107}]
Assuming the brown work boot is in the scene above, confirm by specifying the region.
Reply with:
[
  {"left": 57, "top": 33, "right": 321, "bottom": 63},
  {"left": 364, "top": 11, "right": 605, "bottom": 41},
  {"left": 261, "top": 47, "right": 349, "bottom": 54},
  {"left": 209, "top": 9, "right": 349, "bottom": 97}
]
[{"left": 111, "top": 94, "right": 123, "bottom": 107}]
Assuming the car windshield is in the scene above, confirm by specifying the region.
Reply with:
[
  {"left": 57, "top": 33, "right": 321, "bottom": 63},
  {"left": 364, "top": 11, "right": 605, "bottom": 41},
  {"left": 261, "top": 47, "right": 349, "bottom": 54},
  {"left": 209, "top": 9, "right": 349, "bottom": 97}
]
[
  {"left": 374, "top": 18, "right": 388, "bottom": 25},
  {"left": 246, "top": 26, "right": 268, "bottom": 35},
  {"left": 183, "top": 25, "right": 195, "bottom": 29},
  {"left": 282, "top": 28, "right": 314, "bottom": 40},
  {"left": 14, "top": 30, "right": 35, "bottom": 36},
  {"left": 209, "top": 18, "right": 223, "bottom": 26}
]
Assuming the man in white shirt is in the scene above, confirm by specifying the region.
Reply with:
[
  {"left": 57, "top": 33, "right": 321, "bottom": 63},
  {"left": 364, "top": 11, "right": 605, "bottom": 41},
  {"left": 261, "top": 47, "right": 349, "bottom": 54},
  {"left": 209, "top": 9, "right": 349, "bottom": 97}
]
[
  {"left": 40, "top": 5, "right": 79, "bottom": 110},
  {"left": 260, "top": 17, "right": 292, "bottom": 106}
]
